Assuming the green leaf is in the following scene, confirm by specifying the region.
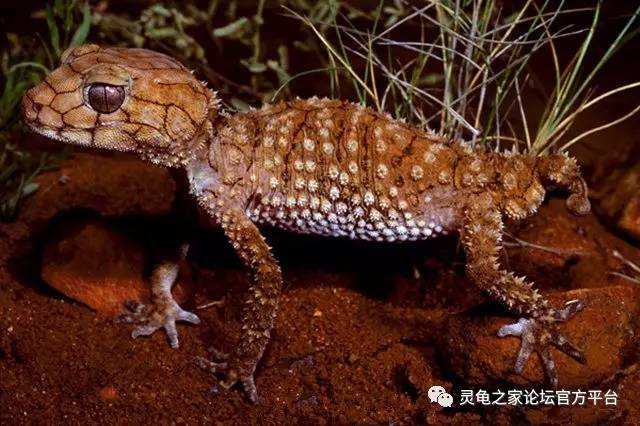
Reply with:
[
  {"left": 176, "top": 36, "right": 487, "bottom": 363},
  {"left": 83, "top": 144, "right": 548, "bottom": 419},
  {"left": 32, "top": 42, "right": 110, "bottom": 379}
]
[
  {"left": 421, "top": 73, "right": 444, "bottom": 85},
  {"left": 53, "top": 0, "right": 64, "bottom": 17},
  {"left": 21, "top": 182, "right": 40, "bottom": 197},
  {"left": 64, "top": 0, "right": 73, "bottom": 34},
  {"left": 71, "top": 3, "right": 92, "bottom": 46},
  {"left": 212, "top": 17, "right": 249, "bottom": 38},
  {"left": 242, "top": 60, "right": 267, "bottom": 73},
  {"left": 45, "top": 5, "right": 61, "bottom": 57}
]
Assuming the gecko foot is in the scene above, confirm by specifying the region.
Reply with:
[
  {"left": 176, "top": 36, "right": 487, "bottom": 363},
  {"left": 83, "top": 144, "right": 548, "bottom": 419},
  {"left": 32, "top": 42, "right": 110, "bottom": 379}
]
[
  {"left": 195, "top": 350, "right": 259, "bottom": 403},
  {"left": 497, "top": 300, "right": 586, "bottom": 388},
  {"left": 123, "top": 298, "right": 200, "bottom": 349}
]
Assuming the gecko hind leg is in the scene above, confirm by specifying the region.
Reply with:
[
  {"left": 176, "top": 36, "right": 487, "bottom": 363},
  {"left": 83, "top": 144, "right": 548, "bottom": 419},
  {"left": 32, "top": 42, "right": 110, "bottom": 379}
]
[
  {"left": 498, "top": 299, "right": 586, "bottom": 387},
  {"left": 124, "top": 244, "right": 200, "bottom": 348},
  {"left": 462, "top": 194, "right": 587, "bottom": 388}
]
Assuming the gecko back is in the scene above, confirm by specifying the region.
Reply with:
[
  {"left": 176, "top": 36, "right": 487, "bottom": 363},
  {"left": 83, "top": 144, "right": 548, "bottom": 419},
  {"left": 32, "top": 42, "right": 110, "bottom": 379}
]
[{"left": 208, "top": 98, "right": 496, "bottom": 241}]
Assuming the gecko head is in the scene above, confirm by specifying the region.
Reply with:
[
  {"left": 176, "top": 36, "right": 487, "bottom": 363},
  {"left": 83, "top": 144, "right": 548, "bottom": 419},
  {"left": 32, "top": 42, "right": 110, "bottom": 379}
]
[
  {"left": 21, "top": 44, "right": 218, "bottom": 167},
  {"left": 536, "top": 152, "right": 591, "bottom": 216}
]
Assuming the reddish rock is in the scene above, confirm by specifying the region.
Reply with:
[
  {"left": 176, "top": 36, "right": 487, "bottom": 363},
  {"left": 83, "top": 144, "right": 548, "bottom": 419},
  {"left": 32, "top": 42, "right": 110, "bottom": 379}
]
[
  {"left": 439, "top": 286, "right": 640, "bottom": 388},
  {"left": 98, "top": 386, "right": 118, "bottom": 401},
  {"left": 41, "top": 219, "right": 193, "bottom": 316},
  {"left": 19, "top": 152, "right": 175, "bottom": 232},
  {"left": 506, "top": 198, "right": 640, "bottom": 291},
  {"left": 593, "top": 162, "right": 640, "bottom": 240},
  {"left": 41, "top": 220, "right": 150, "bottom": 316},
  {"left": 615, "top": 364, "right": 640, "bottom": 421}
]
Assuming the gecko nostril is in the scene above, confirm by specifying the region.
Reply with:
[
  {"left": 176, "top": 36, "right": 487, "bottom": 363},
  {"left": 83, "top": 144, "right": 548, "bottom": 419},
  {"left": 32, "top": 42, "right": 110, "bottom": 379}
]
[
  {"left": 31, "top": 102, "right": 43, "bottom": 114},
  {"left": 20, "top": 94, "right": 41, "bottom": 121}
]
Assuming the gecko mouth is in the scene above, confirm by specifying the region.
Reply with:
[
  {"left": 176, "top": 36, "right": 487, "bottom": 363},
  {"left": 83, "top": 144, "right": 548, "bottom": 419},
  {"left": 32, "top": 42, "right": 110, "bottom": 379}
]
[{"left": 25, "top": 121, "right": 70, "bottom": 143}]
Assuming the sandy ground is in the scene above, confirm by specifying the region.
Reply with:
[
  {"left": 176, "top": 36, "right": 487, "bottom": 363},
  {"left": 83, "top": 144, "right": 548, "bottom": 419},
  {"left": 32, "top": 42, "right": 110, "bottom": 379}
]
[{"left": 1, "top": 149, "right": 639, "bottom": 424}]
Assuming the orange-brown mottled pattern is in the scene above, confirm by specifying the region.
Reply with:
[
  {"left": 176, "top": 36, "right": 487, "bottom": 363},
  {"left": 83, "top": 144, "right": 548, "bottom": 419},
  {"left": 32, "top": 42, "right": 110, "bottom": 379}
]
[
  {"left": 207, "top": 99, "right": 560, "bottom": 243},
  {"left": 211, "top": 99, "right": 465, "bottom": 240},
  {"left": 22, "top": 44, "right": 214, "bottom": 165},
  {"left": 22, "top": 44, "right": 593, "bottom": 401}
]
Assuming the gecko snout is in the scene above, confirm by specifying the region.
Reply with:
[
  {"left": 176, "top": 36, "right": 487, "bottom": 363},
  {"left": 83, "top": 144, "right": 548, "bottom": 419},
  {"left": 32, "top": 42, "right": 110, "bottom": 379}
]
[{"left": 20, "top": 90, "right": 41, "bottom": 123}]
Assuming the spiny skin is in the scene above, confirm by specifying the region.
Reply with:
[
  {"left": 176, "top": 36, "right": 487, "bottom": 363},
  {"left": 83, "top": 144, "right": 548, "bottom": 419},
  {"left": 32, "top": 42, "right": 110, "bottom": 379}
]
[{"left": 22, "top": 44, "right": 592, "bottom": 401}]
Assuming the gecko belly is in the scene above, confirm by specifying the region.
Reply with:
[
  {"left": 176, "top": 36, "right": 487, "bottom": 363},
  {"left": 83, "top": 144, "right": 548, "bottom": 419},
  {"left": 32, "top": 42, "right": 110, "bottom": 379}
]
[{"left": 247, "top": 199, "right": 455, "bottom": 242}]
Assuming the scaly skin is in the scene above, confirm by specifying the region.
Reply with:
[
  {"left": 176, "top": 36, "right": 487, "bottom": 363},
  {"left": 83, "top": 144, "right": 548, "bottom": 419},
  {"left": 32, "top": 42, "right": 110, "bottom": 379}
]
[{"left": 22, "top": 44, "right": 592, "bottom": 402}]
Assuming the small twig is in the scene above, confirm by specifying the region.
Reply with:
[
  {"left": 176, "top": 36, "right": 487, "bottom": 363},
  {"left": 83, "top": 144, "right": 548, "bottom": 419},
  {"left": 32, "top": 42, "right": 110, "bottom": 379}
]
[
  {"left": 559, "top": 103, "right": 640, "bottom": 152},
  {"left": 503, "top": 232, "right": 589, "bottom": 256},
  {"left": 612, "top": 250, "right": 640, "bottom": 275},
  {"left": 195, "top": 298, "right": 225, "bottom": 311},
  {"left": 609, "top": 272, "right": 640, "bottom": 285},
  {"left": 608, "top": 250, "right": 640, "bottom": 285}
]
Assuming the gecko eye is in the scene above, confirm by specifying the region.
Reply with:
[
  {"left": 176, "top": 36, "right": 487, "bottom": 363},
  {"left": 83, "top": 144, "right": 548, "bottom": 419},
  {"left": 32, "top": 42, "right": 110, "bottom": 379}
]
[{"left": 87, "top": 83, "right": 125, "bottom": 113}]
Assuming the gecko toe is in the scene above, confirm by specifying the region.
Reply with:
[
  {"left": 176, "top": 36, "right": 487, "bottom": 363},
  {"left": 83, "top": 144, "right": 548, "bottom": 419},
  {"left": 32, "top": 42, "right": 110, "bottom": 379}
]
[
  {"left": 498, "top": 317, "right": 528, "bottom": 337},
  {"left": 513, "top": 336, "right": 534, "bottom": 374},
  {"left": 165, "top": 322, "right": 179, "bottom": 348},
  {"left": 539, "top": 346, "right": 559, "bottom": 388},
  {"left": 131, "top": 324, "right": 159, "bottom": 338},
  {"left": 241, "top": 376, "right": 259, "bottom": 404},
  {"left": 195, "top": 356, "right": 228, "bottom": 373},
  {"left": 552, "top": 299, "right": 585, "bottom": 321},
  {"left": 498, "top": 301, "right": 585, "bottom": 388},
  {"left": 551, "top": 330, "right": 586, "bottom": 364},
  {"left": 195, "top": 352, "right": 259, "bottom": 403},
  {"left": 129, "top": 300, "right": 200, "bottom": 349},
  {"left": 177, "top": 309, "right": 201, "bottom": 324}
]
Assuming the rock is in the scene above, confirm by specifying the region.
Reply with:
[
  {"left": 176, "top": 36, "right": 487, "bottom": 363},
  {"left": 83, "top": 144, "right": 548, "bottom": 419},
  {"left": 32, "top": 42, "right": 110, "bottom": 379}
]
[
  {"left": 5, "top": 151, "right": 186, "bottom": 317},
  {"left": 98, "top": 385, "right": 118, "bottom": 401},
  {"left": 506, "top": 198, "right": 640, "bottom": 291},
  {"left": 41, "top": 219, "right": 192, "bottom": 317},
  {"left": 439, "top": 286, "right": 640, "bottom": 388},
  {"left": 18, "top": 152, "right": 175, "bottom": 232},
  {"left": 615, "top": 365, "right": 640, "bottom": 421},
  {"left": 41, "top": 219, "right": 149, "bottom": 316},
  {"left": 593, "top": 161, "right": 640, "bottom": 240}
]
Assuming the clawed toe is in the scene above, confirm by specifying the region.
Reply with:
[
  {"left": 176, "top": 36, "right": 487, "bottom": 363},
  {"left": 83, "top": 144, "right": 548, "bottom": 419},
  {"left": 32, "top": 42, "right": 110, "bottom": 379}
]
[
  {"left": 552, "top": 332, "right": 586, "bottom": 363},
  {"left": 552, "top": 299, "right": 584, "bottom": 321},
  {"left": 497, "top": 300, "right": 586, "bottom": 387},
  {"left": 195, "top": 356, "right": 228, "bottom": 373},
  {"left": 129, "top": 301, "right": 200, "bottom": 349},
  {"left": 195, "top": 351, "right": 259, "bottom": 403}
]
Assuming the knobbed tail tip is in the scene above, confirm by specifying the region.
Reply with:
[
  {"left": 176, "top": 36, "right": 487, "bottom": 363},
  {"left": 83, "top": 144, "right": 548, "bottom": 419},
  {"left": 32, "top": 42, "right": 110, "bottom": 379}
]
[{"left": 566, "top": 193, "right": 591, "bottom": 216}]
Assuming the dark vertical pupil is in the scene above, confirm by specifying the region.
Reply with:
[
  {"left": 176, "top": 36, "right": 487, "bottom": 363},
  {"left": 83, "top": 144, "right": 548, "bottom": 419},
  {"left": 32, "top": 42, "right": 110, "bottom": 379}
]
[{"left": 87, "top": 83, "right": 125, "bottom": 113}]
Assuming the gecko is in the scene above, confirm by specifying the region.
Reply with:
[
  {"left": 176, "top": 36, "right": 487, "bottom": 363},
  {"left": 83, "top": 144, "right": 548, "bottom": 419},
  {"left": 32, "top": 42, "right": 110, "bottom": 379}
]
[{"left": 21, "top": 44, "right": 591, "bottom": 403}]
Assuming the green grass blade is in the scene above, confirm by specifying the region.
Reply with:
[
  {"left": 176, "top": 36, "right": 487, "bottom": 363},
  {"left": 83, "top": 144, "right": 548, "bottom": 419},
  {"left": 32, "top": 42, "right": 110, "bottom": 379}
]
[{"left": 71, "top": 3, "right": 92, "bottom": 46}]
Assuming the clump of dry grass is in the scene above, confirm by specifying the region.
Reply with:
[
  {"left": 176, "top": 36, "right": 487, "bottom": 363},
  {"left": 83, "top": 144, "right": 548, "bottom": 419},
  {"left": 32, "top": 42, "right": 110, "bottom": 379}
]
[
  {"left": 290, "top": 0, "right": 639, "bottom": 154},
  {"left": 0, "top": 0, "right": 638, "bottom": 220}
]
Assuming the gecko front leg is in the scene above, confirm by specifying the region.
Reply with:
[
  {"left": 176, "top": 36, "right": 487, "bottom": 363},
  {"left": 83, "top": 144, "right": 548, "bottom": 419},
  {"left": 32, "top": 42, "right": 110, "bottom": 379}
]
[
  {"left": 462, "top": 193, "right": 586, "bottom": 387},
  {"left": 196, "top": 207, "right": 282, "bottom": 403},
  {"left": 124, "top": 244, "right": 201, "bottom": 348}
]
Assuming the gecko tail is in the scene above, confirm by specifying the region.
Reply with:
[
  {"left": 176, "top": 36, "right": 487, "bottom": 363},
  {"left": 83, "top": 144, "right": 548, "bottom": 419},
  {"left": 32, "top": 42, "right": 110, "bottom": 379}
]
[{"left": 536, "top": 153, "right": 591, "bottom": 216}]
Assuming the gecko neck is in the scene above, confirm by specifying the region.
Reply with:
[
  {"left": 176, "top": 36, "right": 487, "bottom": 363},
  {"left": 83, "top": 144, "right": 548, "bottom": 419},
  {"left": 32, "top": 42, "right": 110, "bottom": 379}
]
[
  {"left": 183, "top": 111, "right": 233, "bottom": 208},
  {"left": 185, "top": 131, "right": 216, "bottom": 197}
]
